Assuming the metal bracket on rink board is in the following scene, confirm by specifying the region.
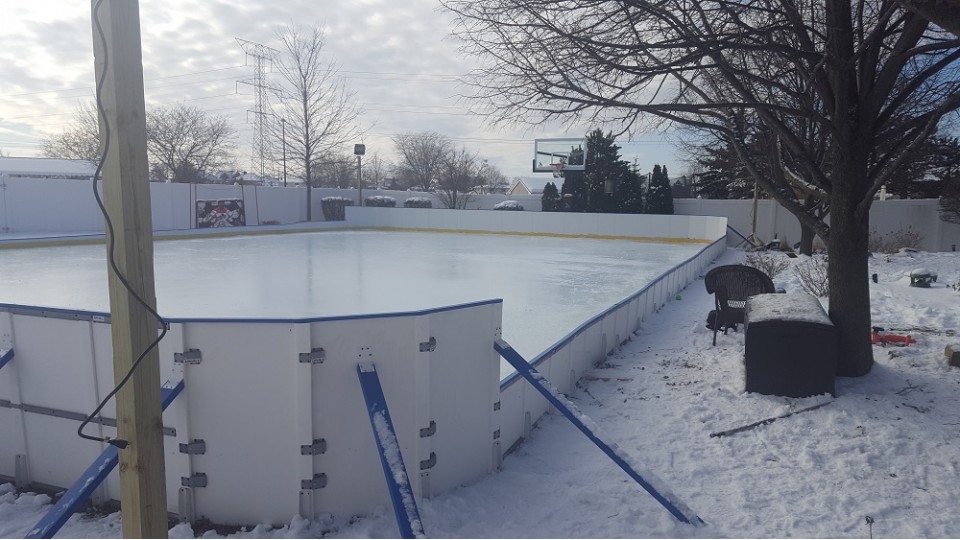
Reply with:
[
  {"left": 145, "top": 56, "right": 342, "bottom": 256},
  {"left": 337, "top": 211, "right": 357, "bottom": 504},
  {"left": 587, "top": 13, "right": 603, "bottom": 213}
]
[
  {"left": 419, "top": 337, "right": 436, "bottom": 352},
  {"left": 299, "top": 348, "right": 326, "bottom": 364},
  {"left": 174, "top": 349, "right": 202, "bottom": 365}
]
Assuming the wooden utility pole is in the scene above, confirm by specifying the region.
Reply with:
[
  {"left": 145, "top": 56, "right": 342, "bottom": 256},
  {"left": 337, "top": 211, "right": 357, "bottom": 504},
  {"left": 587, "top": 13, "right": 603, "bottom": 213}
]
[{"left": 91, "top": 1, "right": 168, "bottom": 537}]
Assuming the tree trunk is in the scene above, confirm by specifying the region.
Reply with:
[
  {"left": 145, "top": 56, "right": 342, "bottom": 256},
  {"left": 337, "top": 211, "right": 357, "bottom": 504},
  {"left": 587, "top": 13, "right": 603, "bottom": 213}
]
[
  {"left": 824, "top": 0, "right": 873, "bottom": 376},
  {"left": 827, "top": 186, "right": 874, "bottom": 376},
  {"left": 304, "top": 149, "right": 312, "bottom": 221},
  {"left": 799, "top": 223, "right": 817, "bottom": 255}
]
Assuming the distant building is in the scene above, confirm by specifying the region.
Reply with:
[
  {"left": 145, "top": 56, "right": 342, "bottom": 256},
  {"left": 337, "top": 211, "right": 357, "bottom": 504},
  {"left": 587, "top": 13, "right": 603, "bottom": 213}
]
[
  {"left": 510, "top": 177, "right": 557, "bottom": 196},
  {"left": 0, "top": 157, "right": 96, "bottom": 180}
]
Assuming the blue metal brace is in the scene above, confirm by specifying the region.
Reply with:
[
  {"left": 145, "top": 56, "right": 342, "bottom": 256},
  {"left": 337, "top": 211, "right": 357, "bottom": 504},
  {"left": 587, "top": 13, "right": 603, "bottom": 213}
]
[
  {"left": 494, "top": 339, "right": 704, "bottom": 526},
  {"left": 0, "top": 348, "right": 13, "bottom": 371},
  {"left": 356, "top": 362, "right": 425, "bottom": 539},
  {"left": 24, "top": 380, "right": 185, "bottom": 539}
]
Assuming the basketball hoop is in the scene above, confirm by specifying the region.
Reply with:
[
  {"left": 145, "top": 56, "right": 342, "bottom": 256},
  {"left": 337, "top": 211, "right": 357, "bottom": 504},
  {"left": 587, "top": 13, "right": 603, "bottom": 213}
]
[{"left": 550, "top": 162, "right": 566, "bottom": 178}]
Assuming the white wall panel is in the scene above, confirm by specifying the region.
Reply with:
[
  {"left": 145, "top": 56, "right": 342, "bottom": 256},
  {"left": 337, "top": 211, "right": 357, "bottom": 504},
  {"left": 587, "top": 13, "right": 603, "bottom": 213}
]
[
  {"left": 307, "top": 315, "right": 421, "bottom": 518},
  {"left": 176, "top": 322, "right": 302, "bottom": 526},
  {"left": 422, "top": 303, "right": 501, "bottom": 494}
]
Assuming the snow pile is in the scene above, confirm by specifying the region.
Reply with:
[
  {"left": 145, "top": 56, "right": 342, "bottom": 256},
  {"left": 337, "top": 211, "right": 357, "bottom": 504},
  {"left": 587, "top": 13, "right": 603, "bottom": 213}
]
[
  {"left": 493, "top": 200, "right": 524, "bottom": 211},
  {"left": 403, "top": 197, "right": 432, "bottom": 208},
  {"left": 363, "top": 195, "right": 396, "bottom": 207},
  {"left": 745, "top": 292, "right": 832, "bottom": 325}
]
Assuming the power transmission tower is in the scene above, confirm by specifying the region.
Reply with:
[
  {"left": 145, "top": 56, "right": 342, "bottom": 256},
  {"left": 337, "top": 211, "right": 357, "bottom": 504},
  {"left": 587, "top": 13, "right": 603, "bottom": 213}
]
[{"left": 236, "top": 38, "right": 280, "bottom": 183}]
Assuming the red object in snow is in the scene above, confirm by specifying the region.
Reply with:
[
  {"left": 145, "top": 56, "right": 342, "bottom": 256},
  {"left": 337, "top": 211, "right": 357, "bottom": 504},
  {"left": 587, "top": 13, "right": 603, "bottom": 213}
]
[{"left": 871, "top": 327, "right": 917, "bottom": 347}]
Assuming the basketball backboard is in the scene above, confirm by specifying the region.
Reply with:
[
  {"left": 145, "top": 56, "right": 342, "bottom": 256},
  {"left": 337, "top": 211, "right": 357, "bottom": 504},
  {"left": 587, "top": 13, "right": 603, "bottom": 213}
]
[{"left": 532, "top": 137, "right": 587, "bottom": 173}]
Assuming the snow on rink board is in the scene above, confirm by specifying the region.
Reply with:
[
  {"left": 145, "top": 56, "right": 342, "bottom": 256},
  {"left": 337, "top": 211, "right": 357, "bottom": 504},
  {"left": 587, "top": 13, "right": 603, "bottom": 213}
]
[{"left": 0, "top": 230, "right": 703, "bottom": 378}]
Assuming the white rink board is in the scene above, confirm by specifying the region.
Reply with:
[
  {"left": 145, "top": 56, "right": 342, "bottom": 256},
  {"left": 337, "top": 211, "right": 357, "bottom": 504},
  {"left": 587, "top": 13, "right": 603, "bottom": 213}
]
[{"left": 0, "top": 300, "right": 502, "bottom": 526}]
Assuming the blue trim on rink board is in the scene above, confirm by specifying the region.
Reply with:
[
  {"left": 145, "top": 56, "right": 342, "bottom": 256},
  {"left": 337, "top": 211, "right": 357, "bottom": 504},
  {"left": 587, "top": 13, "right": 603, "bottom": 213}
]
[
  {"left": 25, "top": 380, "right": 185, "bottom": 539},
  {"left": 0, "top": 348, "right": 13, "bottom": 370},
  {"left": 0, "top": 298, "right": 502, "bottom": 325},
  {"left": 356, "top": 363, "right": 425, "bottom": 539},
  {"left": 494, "top": 339, "right": 705, "bottom": 526}
]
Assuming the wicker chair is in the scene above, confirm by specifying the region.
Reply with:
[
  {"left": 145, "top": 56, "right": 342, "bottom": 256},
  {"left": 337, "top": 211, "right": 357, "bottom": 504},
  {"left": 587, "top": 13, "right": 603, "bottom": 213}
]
[{"left": 704, "top": 264, "right": 776, "bottom": 345}]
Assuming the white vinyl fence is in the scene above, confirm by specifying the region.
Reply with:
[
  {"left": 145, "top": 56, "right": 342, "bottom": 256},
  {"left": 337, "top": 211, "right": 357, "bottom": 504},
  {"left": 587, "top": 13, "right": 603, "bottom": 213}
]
[{"left": 3, "top": 176, "right": 957, "bottom": 252}]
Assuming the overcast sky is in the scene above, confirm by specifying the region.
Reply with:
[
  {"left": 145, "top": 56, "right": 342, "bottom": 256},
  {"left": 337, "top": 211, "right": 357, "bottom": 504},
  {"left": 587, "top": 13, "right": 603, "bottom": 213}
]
[{"left": 0, "top": 1, "right": 685, "bottom": 180}]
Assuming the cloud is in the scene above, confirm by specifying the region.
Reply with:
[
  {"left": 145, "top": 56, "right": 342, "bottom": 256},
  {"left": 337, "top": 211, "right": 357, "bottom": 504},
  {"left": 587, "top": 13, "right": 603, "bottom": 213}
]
[{"left": 0, "top": 0, "right": 682, "bottom": 176}]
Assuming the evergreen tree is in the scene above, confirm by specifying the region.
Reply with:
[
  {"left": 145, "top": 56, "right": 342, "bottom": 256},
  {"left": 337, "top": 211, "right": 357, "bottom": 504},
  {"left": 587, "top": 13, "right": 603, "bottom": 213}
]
[
  {"left": 616, "top": 172, "right": 644, "bottom": 213},
  {"left": 645, "top": 164, "right": 674, "bottom": 214},
  {"left": 562, "top": 129, "right": 636, "bottom": 213},
  {"left": 692, "top": 137, "right": 760, "bottom": 199},
  {"left": 540, "top": 181, "right": 561, "bottom": 211},
  {"left": 560, "top": 171, "right": 586, "bottom": 211},
  {"left": 560, "top": 130, "right": 645, "bottom": 213},
  {"left": 585, "top": 130, "right": 619, "bottom": 212}
]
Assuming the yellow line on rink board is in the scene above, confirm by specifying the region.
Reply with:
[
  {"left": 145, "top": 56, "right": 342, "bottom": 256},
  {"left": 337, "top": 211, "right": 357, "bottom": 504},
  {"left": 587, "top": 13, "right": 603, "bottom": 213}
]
[{"left": 0, "top": 224, "right": 711, "bottom": 249}]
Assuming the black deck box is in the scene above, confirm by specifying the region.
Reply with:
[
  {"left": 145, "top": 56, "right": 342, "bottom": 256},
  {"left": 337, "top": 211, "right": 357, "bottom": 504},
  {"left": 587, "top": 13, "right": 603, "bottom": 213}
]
[{"left": 744, "top": 293, "right": 837, "bottom": 397}]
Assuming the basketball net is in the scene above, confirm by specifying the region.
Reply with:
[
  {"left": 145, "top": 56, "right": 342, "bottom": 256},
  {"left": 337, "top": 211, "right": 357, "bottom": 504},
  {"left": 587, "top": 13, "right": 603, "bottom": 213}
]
[{"left": 550, "top": 162, "right": 565, "bottom": 178}]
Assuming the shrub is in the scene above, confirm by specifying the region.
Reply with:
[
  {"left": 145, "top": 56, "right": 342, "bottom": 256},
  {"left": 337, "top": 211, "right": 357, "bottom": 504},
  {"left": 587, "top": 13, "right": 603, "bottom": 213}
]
[
  {"left": 364, "top": 195, "right": 396, "bottom": 207},
  {"left": 541, "top": 182, "right": 561, "bottom": 211},
  {"left": 744, "top": 252, "right": 791, "bottom": 278},
  {"left": 403, "top": 197, "right": 433, "bottom": 208},
  {"left": 794, "top": 254, "right": 830, "bottom": 297},
  {"left": 868, "top": 227, "right": 924, "bottom": 254},
  {"left": 493, "top": 200, "right": 524, "bottom": 211},
  {"left": 320, "top": 196, "right": 354, "bottom": 221}
]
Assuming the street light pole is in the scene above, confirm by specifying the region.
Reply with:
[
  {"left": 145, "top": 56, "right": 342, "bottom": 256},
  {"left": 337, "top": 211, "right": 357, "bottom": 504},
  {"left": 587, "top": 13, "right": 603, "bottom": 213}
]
[
  {"left": 281, "top": 118, "right": 287, "bottom": 187},
  {"left": 479, "top": 159, "right": 488, "bottom": 194},
  {"left": 354, "top": 143, "right": 365, "bottom": 207}
]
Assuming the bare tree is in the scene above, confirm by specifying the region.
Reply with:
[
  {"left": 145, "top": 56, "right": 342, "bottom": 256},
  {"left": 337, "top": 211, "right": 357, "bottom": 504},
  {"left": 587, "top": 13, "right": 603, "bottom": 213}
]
[
  {"left": 442, "top": 0, "right": 960, "bottom": 375},
  {"left": 42, "top": 101, "right": 101, "bottom": 162},
  {"left": 364, "top": 153, "right": 392, "bottom": 189},
  {"left": 44, "top": 102, "right": 236, "bottom": 182},
  {"left": 271, "top": 23, "right": 363, "bottom": 220},
  {"left": 895, "top": 0, "right": 960, "bottom": 36},
  {"left": 146, "top": 104, "right": 236, "bottom": 182},
  {"left": 389, "top": 166, "right": 419, "bottom": 191},
  {"left": 482, "top": 164, "right": 510, "bottom": 194},
  {"left": 683, "top": 108, "right": 831, "bottom": 254},
  {"left": 436, "top": 146, "right": 487, "bottom": 209},
  {"left": 312, "top": 151, "right": 356, "bottom": 188},
  {"left": 392, "top": 132, "right": 452, "bottom": 192}
]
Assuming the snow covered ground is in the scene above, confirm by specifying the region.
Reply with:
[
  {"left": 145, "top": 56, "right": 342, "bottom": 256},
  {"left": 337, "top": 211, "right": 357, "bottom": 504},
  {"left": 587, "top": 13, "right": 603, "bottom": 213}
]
[{"left": 3, "top": 246, "right": 960, "bottom": 538}]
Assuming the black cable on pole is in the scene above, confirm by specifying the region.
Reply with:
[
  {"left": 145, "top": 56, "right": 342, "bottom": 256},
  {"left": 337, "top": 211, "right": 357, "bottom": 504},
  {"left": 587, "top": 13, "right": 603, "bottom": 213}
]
[{"left": 77, "top": 0, "right": 169, "bottom": 450}]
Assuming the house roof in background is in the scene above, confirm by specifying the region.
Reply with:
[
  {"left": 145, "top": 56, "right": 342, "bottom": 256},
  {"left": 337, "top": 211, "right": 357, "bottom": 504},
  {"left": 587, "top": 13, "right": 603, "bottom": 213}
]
[
  {"left": 0, "top": 157, "right": 96, "bottom": 178},
  {"left": 512, "top": 176, "right": 558, "bottom": 194}
]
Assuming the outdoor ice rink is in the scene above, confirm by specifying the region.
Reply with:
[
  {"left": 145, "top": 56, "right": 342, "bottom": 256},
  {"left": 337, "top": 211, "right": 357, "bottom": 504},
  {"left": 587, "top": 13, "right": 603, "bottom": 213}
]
[{"left": 0, "top": 230, "right": 703, "bottom": 378}]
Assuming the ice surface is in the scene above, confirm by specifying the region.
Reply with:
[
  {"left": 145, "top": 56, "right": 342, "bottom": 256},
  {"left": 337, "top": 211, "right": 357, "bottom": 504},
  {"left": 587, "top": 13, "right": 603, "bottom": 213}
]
[{"left": 0, "top": 230, "right": 701, "bottom": 379}]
